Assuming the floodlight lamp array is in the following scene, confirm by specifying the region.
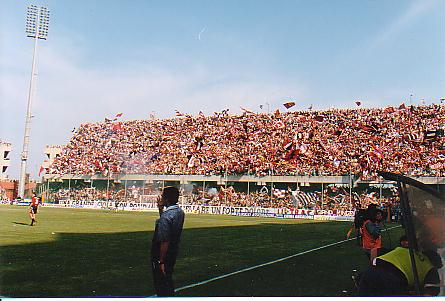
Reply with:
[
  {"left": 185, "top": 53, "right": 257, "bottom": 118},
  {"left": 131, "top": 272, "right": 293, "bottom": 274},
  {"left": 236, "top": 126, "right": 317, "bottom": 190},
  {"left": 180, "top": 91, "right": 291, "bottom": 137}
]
[{"left": 26, "top": 5, "right": 49, "bottom": 40}]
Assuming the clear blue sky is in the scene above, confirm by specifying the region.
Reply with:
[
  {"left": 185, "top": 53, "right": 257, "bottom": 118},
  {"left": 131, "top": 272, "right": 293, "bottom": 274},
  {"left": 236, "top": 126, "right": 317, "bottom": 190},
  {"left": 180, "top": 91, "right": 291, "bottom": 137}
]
[{"left": 1, "top": 0, "right": 444, "bottom": 179}]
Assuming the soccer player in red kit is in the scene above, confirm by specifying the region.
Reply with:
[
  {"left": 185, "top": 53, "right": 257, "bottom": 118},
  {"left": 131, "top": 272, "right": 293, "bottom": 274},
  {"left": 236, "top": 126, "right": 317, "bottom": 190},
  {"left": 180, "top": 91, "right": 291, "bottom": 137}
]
[{"left": 29, "top": 193, "right": 40, "bottom": 226}]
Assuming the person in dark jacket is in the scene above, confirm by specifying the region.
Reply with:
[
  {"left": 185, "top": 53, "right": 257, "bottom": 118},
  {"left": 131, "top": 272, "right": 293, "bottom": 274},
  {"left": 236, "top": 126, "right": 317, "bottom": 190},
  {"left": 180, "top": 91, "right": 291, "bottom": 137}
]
[
  {"left": 358, "top": 235, "right": 442, "bottom": 296},
  {"left": 151, "top": 186, "right": 185, "bottom": 297}
]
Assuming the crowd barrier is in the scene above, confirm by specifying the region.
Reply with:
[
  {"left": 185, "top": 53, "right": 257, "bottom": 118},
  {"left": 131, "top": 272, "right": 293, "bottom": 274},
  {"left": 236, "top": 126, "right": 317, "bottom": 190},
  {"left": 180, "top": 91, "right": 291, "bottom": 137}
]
[
  {"left": 0, "top": 200, "right": 354, "bottom": 221},
  {"left": 35, "top": 200, "right": 354, "bottom": 221}
]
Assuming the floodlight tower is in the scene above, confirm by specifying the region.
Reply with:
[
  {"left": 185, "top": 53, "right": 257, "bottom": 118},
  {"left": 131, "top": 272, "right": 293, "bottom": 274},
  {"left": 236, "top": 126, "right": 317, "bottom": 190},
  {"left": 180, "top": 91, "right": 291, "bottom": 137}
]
[{"left": 18, "top": 5, "right": 50, "bottom": 199}]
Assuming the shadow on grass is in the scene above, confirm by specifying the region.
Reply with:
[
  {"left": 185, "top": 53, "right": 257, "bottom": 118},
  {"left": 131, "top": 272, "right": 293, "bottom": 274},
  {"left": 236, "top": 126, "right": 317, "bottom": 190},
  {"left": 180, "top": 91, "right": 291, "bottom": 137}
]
[
  {"left": 1, "top": 230, "right": 153, "bottom": 297},
  {"left": 12, "top": 222, "right": 31, "bottom": 226},
  {"left": 0, "top": 222, "right": 402, "bottom": 297}
]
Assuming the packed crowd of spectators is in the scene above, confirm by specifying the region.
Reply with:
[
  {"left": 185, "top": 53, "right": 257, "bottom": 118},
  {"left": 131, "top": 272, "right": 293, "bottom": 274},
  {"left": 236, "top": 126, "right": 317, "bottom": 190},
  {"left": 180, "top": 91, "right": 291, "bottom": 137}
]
[
  {"left": 193, "top": 185, "right": 398, "bottom": 211},
  {"left": 47, "top": 184, "right": 398, "bottom": 213},
  {"left": 49, "top": 187, "right": 125, "bottom": 203},
  {"left": 48, "top": 104, "right": 445, "bottom": 180},
  {"left": 48, "top": 185, "right": 150, "bottom": 204}
]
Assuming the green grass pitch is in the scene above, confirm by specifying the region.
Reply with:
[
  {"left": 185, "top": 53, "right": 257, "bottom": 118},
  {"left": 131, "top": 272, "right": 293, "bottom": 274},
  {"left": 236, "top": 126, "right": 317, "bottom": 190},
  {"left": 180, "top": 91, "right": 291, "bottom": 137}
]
[{"left": 0, "top": 205, "right": 404, "bottom": 297}]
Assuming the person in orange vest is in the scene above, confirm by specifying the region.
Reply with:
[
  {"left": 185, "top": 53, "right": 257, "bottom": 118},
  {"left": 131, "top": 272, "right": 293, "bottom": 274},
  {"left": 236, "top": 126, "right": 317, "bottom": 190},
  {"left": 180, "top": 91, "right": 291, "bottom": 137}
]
[
  {"left": 29, "top": 193, "right": 40, "bottom": 226},
  {"left": 361, "top": 204, "right": 384, "bottom": 261}
]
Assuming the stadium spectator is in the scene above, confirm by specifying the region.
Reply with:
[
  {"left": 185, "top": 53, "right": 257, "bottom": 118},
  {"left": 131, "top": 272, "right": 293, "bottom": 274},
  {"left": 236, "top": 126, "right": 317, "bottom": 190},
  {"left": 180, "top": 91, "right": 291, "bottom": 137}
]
[{"left": 151, "top": 186, "right": 185, "bottom": 296}]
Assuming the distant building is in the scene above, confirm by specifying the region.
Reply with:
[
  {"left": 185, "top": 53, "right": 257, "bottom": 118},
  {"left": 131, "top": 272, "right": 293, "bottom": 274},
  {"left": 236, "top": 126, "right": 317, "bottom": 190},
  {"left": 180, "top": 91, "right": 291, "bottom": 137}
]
[
  {"left": 0, "top": 178, "right": 36, "bottom": 200},
  {"left": 0, "top": 179, "right": 17, "bottom": 200},
  {"left": 42, "top": 145, "right": 63, "bottom": 171},
  {"left": 0, "top": 141, "right": 12, "bottom": 180},
  {"left": 0, "top": 141, "right": 38, "bottom": 200}
]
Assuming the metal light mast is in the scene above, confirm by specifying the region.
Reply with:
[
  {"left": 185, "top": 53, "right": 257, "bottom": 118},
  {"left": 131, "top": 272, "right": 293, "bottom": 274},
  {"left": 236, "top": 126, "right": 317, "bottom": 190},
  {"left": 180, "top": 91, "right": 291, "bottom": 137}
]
[{"left": 18, "top": 5, "right": 50, "bottom": 198}]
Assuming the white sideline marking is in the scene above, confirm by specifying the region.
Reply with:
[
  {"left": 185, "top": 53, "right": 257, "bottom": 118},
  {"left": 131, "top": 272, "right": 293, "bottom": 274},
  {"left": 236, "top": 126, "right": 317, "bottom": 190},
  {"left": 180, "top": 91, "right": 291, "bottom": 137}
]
[{"left": 174, "top": 225, "right": 402, "bottom": 293}]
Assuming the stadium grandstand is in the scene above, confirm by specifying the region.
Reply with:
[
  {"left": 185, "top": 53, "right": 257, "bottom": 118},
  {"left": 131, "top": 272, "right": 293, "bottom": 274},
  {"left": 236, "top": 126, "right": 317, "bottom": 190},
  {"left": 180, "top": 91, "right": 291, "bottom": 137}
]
[
  {"left": 47, "top": 104, "right": 444, "bottom": 178},
  {"left": 35, "top": 104, "right": 444, "bottom": 213}
]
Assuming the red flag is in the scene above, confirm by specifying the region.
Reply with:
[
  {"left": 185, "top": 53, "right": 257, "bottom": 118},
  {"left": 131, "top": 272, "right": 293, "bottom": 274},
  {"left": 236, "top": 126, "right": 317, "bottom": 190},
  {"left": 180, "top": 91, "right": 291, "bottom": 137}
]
[
  {"left": 361, "top": 124, "right": 377, "bottom": 132},
  {"left": 115, "top": 113, "right": 123, "bottom": 118},
  {"left": 112, "top": 122, "right": 122, "bottom": 131},
  {"left": 355, "top": 101, "right": 361, "bottom": 106},
  {"left": 384, "top": 106, "right": 395, "bottom": 113},
  {"left": 283, "top": 101, "right": 295, "bottom": 109},
  {"left": 314, "top": 115, "right": 324, "bottom": 122},
  {"left": 284, "top": 149, "right": 297, "bottom": 161},
  {"left": 283, "top": 140, "right": 293, "bottom": 151},
  {"left": 175, "top": 110, "right": 184, "bottom": 117},
  {"left": 374, "top": 149, "right": 383, "bottom": 159},
  {"left": 38, "top": 166, "right": 44, "bottom": 176},
  {"left": 399, "top": 103, "right": 406, "bottom": 110},
  {"left": 369, "top": 146, "right": 384, "bottom": 160},
  {"left": 274, "top": 120, "right": 285, "bottom": 129}
]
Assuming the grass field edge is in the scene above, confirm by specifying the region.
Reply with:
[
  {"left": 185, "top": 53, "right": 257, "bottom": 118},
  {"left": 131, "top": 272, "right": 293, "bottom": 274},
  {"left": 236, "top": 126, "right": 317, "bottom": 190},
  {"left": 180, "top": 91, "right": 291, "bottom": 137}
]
[{"left": 172, "top": 224, "right": 402, "bottom": 295}]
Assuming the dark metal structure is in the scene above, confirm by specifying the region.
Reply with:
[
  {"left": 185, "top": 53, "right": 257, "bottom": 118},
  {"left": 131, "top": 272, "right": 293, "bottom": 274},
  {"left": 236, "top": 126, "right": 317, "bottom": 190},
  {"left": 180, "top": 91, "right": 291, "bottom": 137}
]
[{"left": 379, "top": 172, "right": 445, "bottom": 294}]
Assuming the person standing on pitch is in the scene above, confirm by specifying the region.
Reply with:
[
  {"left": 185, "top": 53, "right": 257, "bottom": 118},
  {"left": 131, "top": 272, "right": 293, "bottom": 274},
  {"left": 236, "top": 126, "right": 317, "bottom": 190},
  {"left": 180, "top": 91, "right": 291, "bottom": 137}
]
[
  {"left": 361, "top": 204, "right": 384, "bottom": 262},
  {"left": 151, "top": 186, "right": 185, "bottom": 296},
  {"left": 29, "top": 193, "right": 40, "bottom": 226}
]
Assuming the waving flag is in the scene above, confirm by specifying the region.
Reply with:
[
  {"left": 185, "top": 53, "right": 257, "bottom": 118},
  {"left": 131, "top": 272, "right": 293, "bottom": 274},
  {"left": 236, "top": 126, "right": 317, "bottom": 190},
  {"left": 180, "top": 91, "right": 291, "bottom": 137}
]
[
  {"left": 112, "top": 122, "right": 122, "bottom": 131},
  {"left": 283, "top": 101, "right": 295, "bottom": 109},
  {"left": 314, "top": 115, "right": 324, "bottom": 122},
  {"left": 424, "top": 130, "right": 438, "bottom": 141},
  {"left": 38, "top": 166, "right": 45, "bottom": 177}
]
